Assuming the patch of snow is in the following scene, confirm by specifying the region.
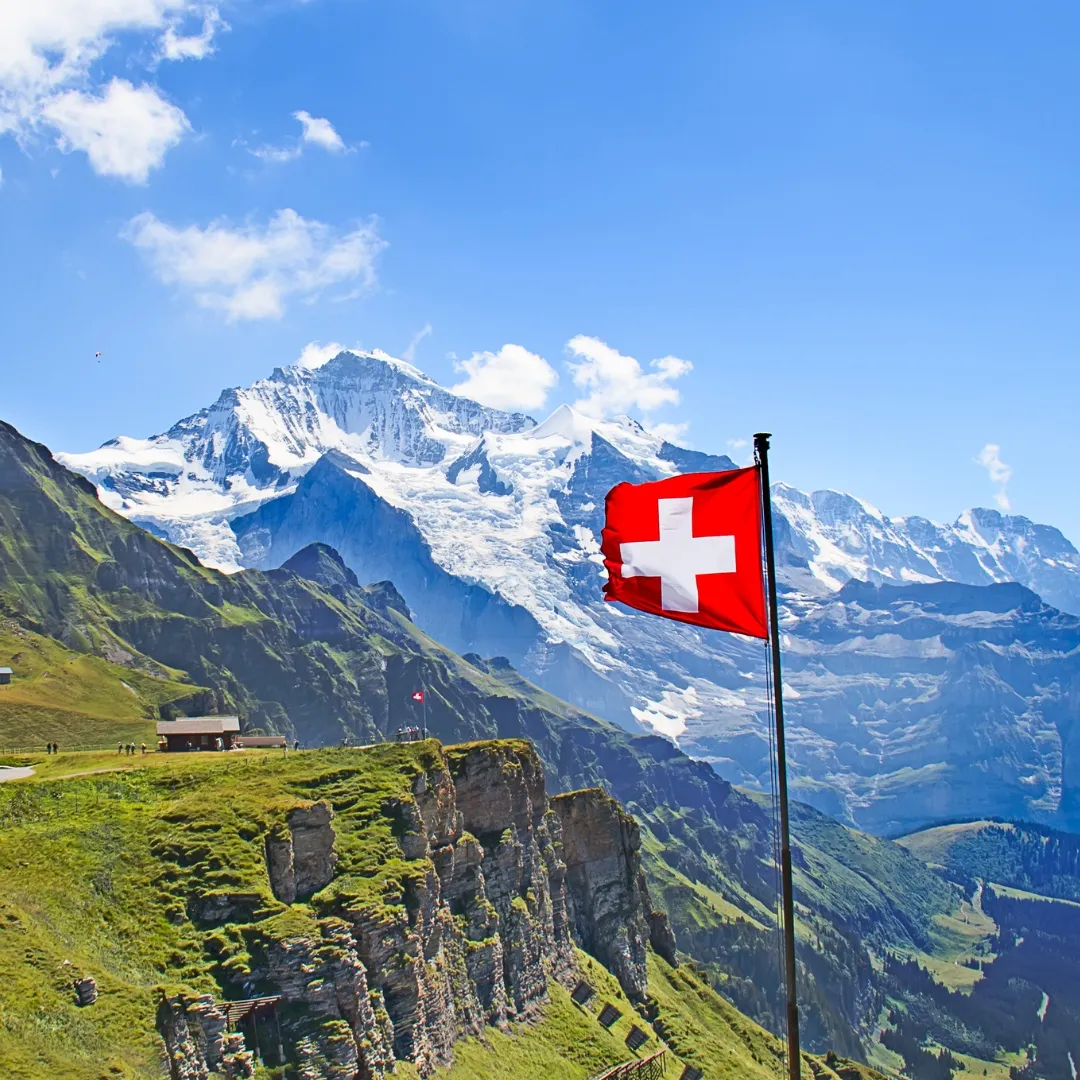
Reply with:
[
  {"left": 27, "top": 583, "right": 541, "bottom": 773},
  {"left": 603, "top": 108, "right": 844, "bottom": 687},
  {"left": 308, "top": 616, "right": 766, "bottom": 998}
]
[{"left": 632, "top": 685, "right": 703, "bottom": 739}]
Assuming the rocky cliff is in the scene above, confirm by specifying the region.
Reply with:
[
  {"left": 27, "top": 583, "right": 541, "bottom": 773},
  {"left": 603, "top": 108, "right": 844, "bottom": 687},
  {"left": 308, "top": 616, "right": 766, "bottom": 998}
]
[{"left": 155, "top": 740, "right": 666, "bottom": 1080}]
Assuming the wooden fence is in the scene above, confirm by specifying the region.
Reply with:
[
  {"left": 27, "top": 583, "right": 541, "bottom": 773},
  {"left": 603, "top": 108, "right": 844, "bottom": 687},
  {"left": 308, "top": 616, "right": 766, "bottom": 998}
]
[{"left": 588, "top": 1049, "right": 668, "bottom": 1080}]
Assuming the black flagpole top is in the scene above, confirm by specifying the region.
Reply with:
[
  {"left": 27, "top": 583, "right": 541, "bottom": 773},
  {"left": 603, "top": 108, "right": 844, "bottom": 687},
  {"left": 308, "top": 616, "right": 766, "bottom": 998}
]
[{"left": 753, "top": 432, "right": 771, "bottom": 466}]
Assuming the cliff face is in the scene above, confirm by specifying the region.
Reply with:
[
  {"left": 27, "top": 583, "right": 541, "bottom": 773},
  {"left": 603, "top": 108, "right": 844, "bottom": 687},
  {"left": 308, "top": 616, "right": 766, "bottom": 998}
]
[
  {"left": 157, "top": 741, "right": 668, "bottom": 1080},
  {"left": 551, "top": 788, "right": 673, "bottom": 999}
]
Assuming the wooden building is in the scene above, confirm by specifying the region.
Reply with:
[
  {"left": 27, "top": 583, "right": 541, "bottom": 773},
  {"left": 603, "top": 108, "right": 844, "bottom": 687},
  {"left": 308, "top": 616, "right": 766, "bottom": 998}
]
[
  {"left": 156, "top": 716, "right": 240, "bottom": 752},
  {"left": 0, "top": 667, "right": 11, "bottom": 686}
]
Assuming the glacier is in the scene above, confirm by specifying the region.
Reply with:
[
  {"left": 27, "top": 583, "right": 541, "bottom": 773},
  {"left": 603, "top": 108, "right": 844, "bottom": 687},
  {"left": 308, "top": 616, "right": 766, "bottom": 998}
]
[{"left": 58, "top": 349, "right": 1080, "bottom": 833}]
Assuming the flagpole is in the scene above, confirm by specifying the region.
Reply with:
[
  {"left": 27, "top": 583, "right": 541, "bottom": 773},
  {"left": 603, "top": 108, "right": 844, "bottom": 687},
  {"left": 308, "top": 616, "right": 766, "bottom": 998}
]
[{"left": 753, "top": 432, "right": 802, "bottom": 1080}]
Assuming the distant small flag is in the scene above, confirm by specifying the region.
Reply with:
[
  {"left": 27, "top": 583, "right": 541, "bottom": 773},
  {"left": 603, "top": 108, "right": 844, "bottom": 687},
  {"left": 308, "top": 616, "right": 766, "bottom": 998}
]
[{"left": 411, "top": 691, "right": 424, "bottom": 703}]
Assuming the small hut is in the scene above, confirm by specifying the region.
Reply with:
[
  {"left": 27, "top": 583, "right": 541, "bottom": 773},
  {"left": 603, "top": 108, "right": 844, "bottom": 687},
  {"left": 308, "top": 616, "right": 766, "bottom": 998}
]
[
  {"left": 156, "top": 716, "right": 240, "bottom": 752},
  {"left": 0, "top": 667, "right": 12, "bottom": 686}
]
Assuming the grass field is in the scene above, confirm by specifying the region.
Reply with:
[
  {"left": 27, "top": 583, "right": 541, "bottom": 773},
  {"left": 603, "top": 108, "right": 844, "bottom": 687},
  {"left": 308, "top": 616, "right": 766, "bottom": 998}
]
[
  {"left": 0, "top": 626, "right": 195, "bottom": 752},
  {"left": 0, "top": 742, "right": 886, "bottom": 1080},
  {"left": 895, "top": 821, "right": 1013, "bottom": 864}
]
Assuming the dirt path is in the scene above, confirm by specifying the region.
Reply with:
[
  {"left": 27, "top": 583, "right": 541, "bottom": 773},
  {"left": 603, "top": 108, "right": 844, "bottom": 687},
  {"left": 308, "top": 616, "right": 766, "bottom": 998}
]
[{"left": 0, "top": 766, "right": 35, "bottom": 782}]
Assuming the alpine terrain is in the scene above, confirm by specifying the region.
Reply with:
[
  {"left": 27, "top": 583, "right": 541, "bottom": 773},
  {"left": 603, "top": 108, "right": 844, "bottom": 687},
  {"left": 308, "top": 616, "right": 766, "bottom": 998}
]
[
  {"left": 4, "top": 414, "right": 1080, "bottom": 1078},
  {"left": 59, "top": 350, "right": 1080, "bottom": 834}
]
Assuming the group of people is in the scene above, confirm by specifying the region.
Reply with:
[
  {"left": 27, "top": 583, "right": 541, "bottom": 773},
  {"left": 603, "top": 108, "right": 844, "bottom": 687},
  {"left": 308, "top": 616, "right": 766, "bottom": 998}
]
[
  {"left": 117, "top": 742, "right": 147, "bottom": 755},
  {"left": 44, "top": 742, "right": 59, "bottom": 754},
  {"left": 394, "top": 726, "right": 427, "bottom": 743}
]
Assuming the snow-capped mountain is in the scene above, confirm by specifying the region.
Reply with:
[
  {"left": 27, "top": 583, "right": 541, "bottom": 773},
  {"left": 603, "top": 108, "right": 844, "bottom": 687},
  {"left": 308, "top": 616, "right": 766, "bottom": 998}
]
[
  {"left": 58, "top": 349, "right": 1080, "bottom": 832},
  {"left": 774, "top": 485, "right": 1080, "bottom": 617},
  {"left": 63, "top": 350, "right": 533, "bottom": 568}
]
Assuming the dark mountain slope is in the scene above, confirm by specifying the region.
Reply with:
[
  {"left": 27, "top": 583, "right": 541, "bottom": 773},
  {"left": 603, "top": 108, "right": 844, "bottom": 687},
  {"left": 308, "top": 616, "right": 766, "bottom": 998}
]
[{"left": 0, "top": 417, "right": 963, "bottom": 1059}]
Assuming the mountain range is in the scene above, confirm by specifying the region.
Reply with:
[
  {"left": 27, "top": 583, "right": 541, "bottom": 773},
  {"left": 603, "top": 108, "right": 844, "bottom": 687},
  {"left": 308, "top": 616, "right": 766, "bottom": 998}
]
[
  {"left": 5, "top": 413, "right": 1080, "bottom": 1077},
  {"left": 58, "top": 350, "right": 1080, "bottom": 833}
]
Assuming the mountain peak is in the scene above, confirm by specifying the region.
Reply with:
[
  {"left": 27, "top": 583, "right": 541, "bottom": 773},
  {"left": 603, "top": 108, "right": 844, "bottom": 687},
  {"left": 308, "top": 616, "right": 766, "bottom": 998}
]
[
  {"left": 529, "top": 403, "right": 597, "bottom": 443},
  {"left": 278, "top": 347, "right": 439, "bottom": 387},
  {"left": 281, "top": 542, "right": 360, "bottom": 591}
]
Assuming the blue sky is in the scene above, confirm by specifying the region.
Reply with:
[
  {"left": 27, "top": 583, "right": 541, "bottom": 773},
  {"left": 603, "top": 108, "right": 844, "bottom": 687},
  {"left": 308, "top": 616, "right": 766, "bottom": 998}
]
[{"left": 2, "top": 1, "right": 1079, "bottom": 540}]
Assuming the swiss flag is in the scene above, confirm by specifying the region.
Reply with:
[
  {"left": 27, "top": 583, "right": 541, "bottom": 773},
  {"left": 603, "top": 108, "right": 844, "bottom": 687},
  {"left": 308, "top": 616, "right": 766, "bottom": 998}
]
[
  {"left": 601, "top": 467, "right": 767, "bottom": 638},
  {"left": 411, "top": 691, "right": 425, "bottom": 703}
]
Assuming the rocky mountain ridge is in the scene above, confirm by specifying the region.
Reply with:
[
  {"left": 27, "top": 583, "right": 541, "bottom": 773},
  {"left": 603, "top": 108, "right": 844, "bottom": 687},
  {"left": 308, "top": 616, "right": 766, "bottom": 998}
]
[
  {"left": 54, "top": 351, "right": 1080, "bottom": 833},
  {"left": 0, "top": 415, "right": 976, "bottom": 1059},
  {"left": 156, "top": 739, "right": 663, "bottom": 1079}
]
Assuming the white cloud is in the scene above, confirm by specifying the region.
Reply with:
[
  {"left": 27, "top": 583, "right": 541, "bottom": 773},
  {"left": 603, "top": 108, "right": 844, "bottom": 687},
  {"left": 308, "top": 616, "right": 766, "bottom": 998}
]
[
  {"left": 251, "top": 142, "right": 302, "bottom": 164},
  {"left": 250, "top": 109, "right": 350, "bottom": 164},
  {"left": 42, "top": 78, "right": 189, "bottom": 183},
  {"left": 976, "top": 443, "right": 1013, "bottom": 511},
  {"left": 403, "top": 322, "right": 432, "bottom": 364},
  {"left": 123, "top": 208, "right": 387, "bottom": 321},
  {"left": 297, "top": 341, "right": 350, "bottom": 369},
  {"left": 727, "top": 438, "right": 749, "bottom": 450},
  {"left": 158, "top": 7, "right": 226, "bottom": 62},
  {"left": 0, "top": 2, "right": 220, "bottom": 180},
  {"left": 294, "top": 110, "right": 345, "bottom": 154},
  {"left": 565, "top": 335, "right": 692, "bottom": 419},
  {"left": 649, "top": 421, "right": 690, "bottom": 444},
  {"left": 452, "top": 344, "right": 558, "bottom": 412}
]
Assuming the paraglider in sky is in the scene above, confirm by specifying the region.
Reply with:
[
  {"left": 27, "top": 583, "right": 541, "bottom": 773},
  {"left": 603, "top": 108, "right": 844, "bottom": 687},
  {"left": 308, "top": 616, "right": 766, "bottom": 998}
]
[{"left": 95, "top": 352, "right": 102, "bottom": 361}]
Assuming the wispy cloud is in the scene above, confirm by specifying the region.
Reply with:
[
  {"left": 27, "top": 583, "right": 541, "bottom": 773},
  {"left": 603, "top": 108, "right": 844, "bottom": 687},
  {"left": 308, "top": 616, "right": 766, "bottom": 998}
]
[
  {"left": 42, "top": 79, "right": 189, "bottom": 184},
  {"left": 157, "top": 6, "right": 227, "bottom": 63},
  {"left": 649, "top": 421, "right": 690, "bottom": 444},
  {"left": 976, "top": 443, "right": 1013, "bottom": 511},
  {"left": 0, "top": 1, "right": 223, "bottom": 182},
  {"left": 297, "top": 341, "right": 352, "bottom": 369},
  {"left": 403, "top": 323, "right": 433, "bottom": 364},
  {"left": 452, "top": 344, "right": 558, "bottom": 411},
  {"left": 565, "top": 335, "right": 692, "bottom": 421},
  {"left": 295, "top": 110, "right": 346, "bottom": 153},
  {"left": 250, "top": 110, "right": 353, "bottom": 163},
  {"left": 123, "top": 208, "right": 386, "bottom": 321}
]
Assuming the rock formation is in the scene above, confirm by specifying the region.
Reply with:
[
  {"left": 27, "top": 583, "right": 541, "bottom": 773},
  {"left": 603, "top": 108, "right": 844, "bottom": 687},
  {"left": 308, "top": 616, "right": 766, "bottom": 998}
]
[
  {"left": 157, "top": 993, "right": 232, "bottom": 1080},
  {"left": 160, "top": 741, "right": 671, "bottom": 1079},
  {"left": 73, "top": 976, "right": 97, "bottom": 1006},
  {"left": 551, "top": 787, "right": 662, "bottom": 1000},
  {"left": 266, "top": 801, "right": 338, "bottom": 904}
]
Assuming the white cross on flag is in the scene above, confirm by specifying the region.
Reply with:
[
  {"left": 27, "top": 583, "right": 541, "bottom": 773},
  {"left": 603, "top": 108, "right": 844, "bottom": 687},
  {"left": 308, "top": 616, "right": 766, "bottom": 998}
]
[{"left": 601, "top": 466, "right": 768, "bottom": 638}]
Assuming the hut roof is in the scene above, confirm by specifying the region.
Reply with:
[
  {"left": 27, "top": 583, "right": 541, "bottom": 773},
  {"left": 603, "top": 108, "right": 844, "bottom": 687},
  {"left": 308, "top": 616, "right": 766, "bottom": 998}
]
[{"left": 156, "top": 716, "right": 240, "bottom": 735}]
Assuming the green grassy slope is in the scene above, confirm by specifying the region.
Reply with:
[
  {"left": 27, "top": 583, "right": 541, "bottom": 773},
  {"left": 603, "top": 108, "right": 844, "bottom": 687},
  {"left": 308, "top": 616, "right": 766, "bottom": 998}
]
[
  {"left": 0, "top": 744, "right": 889, "bottom": 1080},
  {"left": 882, "top": 820, "right": 1080, "bottom": 1079},
  {"left": 0, "top": 744, "right": 437, "bottom": 1078},
  {"left": 0, "top": 417, "right": 965, "bottom": 1063},
  {"left": 0, "top": 625, "right": 195, "bottom": 750},
  {"left": 898, "top": 819, "right": 1080, "bottom": 903}
]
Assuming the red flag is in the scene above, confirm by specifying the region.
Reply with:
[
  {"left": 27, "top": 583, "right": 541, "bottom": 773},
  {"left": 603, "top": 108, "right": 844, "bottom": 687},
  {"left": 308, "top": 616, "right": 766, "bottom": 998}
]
[
  {"left": 411, "top": 691, "right": 425, "bottom": 703},
  {"left": 601, "top": 467, "right": 767, "bottom": 638}
]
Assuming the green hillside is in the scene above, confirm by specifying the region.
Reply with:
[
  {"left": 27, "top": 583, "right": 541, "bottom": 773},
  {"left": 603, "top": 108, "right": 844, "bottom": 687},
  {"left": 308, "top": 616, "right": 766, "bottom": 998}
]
[
  {"left": 0, "top": 742, "right": 887, "bottom": 1080},
  {"left": 885, "top": 820, "right": 1080, "bottom": 1079},
  {"left": 898, "top": 819, "right": 1080, "bottom": 903},
  {"left": 0, "top": 417, "right": 972, "bottom": 1063},
  {"left": 0, "top": 624, "right": 195, "bottom": 750}
]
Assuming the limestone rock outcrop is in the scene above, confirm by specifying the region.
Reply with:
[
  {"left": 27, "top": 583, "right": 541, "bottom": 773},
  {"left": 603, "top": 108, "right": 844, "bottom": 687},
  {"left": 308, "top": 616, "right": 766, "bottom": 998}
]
[
  {"left": 157, "top": 993, "right": 229, "bottom": 1080},
  {"left": 266, "top": 800, "right": 338, "bottom": 904},
  {"left": 551, "top": 787, "right": 665, "bottom": 1000},
  {"left": 166, "top": 742, "right": 674, "bottom": 1080}
]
